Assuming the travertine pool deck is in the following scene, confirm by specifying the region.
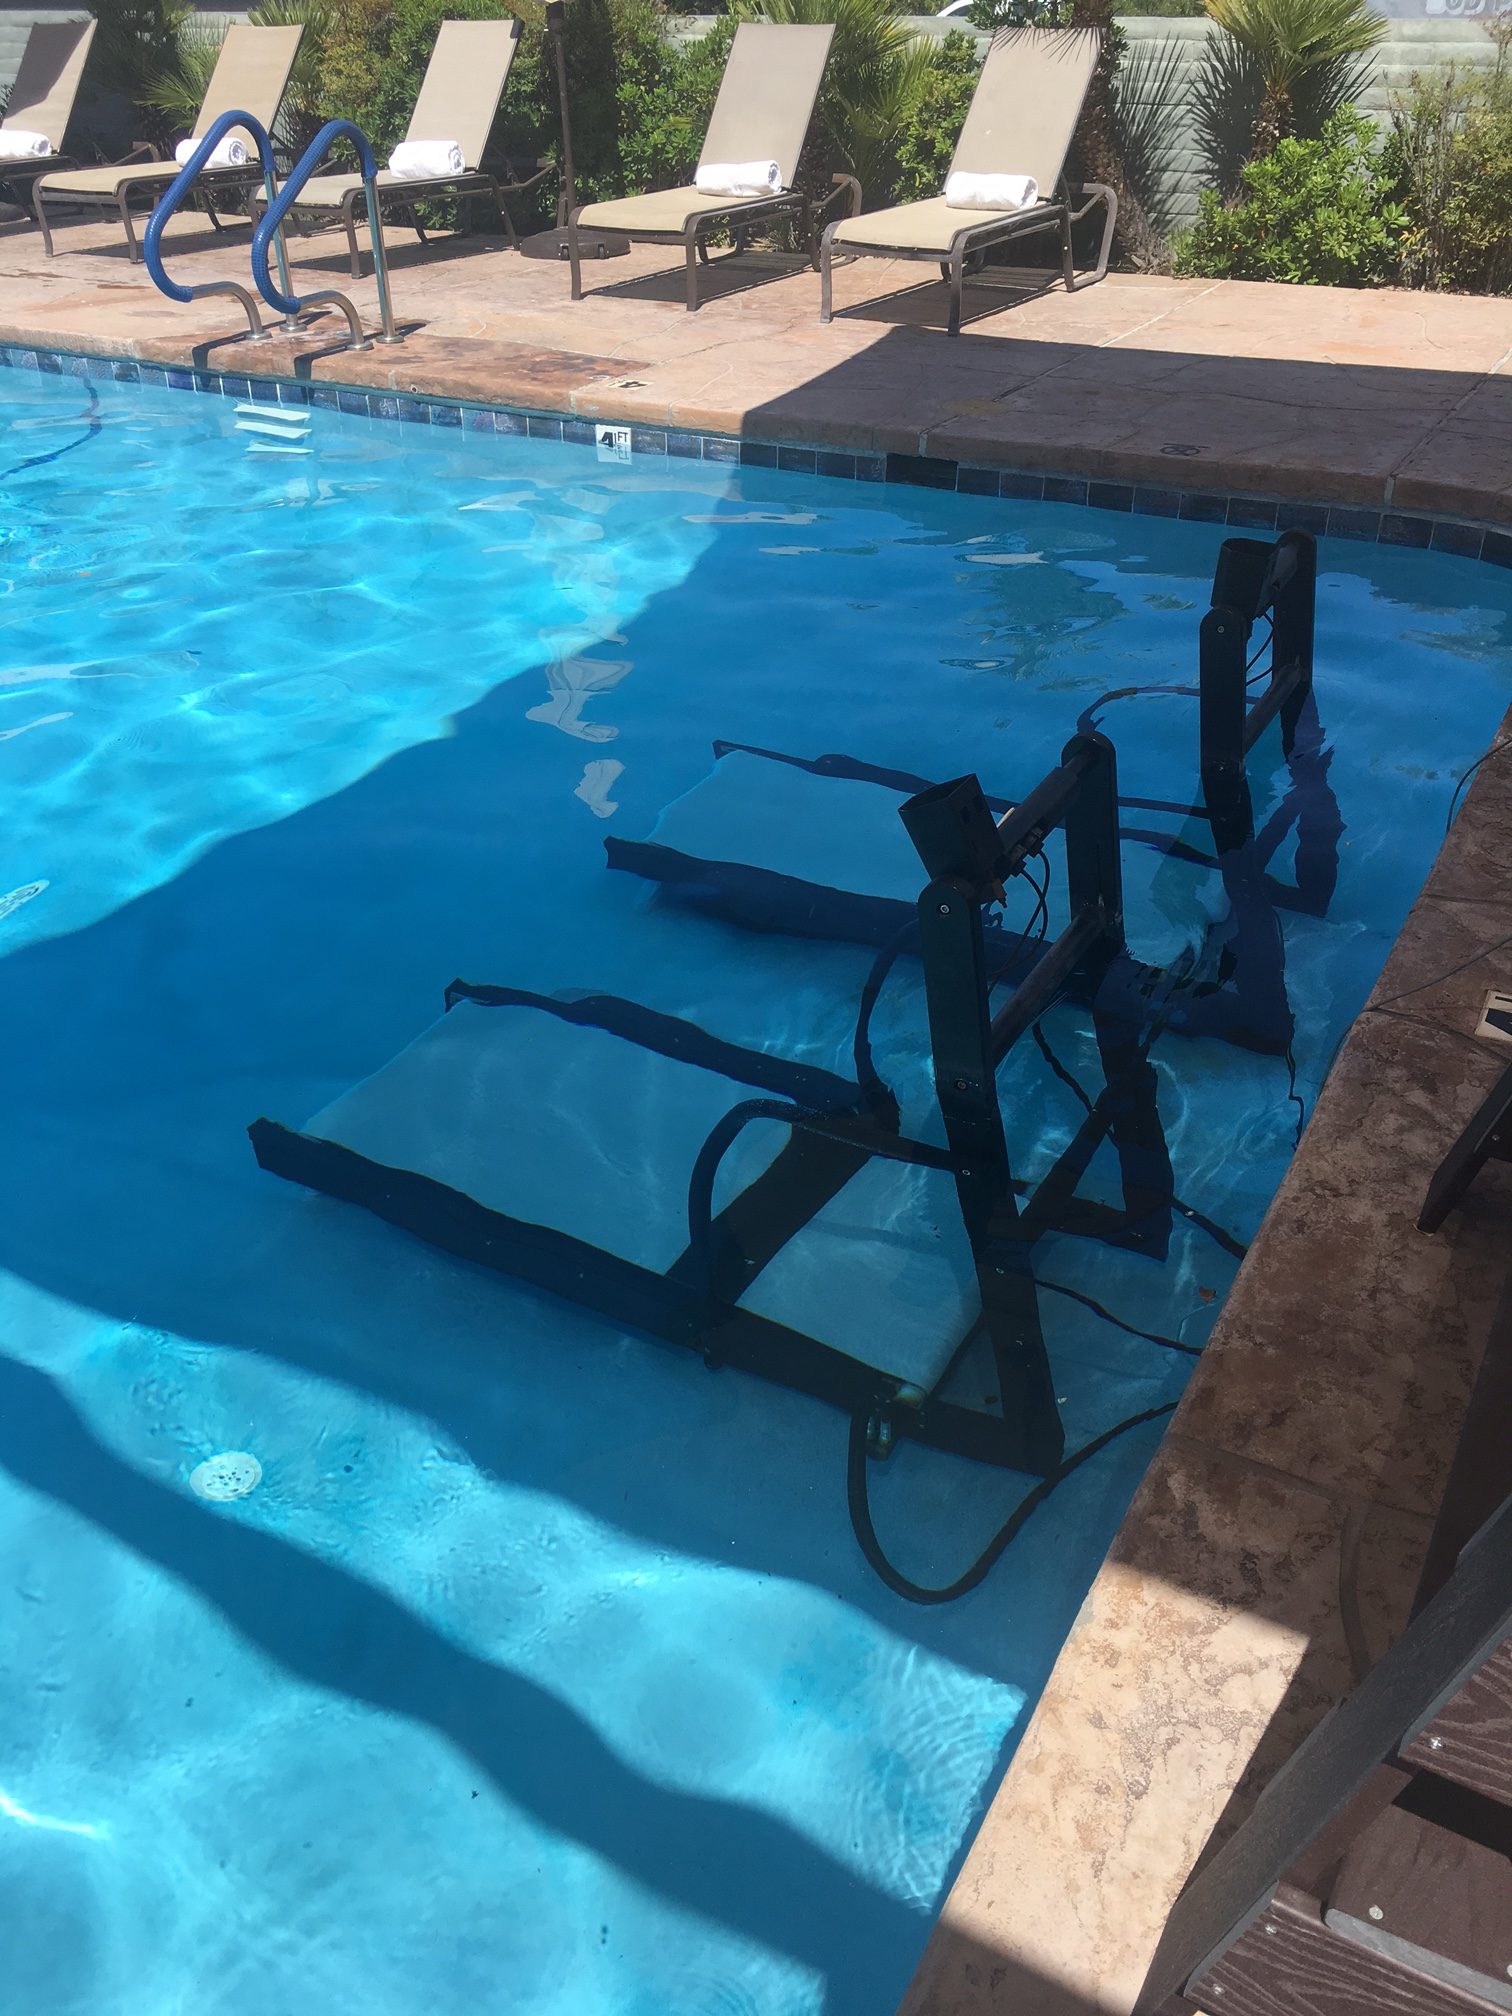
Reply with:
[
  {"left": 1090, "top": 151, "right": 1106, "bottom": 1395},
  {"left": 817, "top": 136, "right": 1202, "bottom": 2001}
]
[
  {"left": 5, "top": 206, "right": 1512, "bottom": 2014},
  {"left": 0, "top": 206, "right": 1509, "bottom": 522}
]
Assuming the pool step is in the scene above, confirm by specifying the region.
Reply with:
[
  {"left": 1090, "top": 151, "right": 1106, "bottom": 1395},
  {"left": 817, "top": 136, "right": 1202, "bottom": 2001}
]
[{"left": 233, "top": 402, "right": 312, "bottom": 446}]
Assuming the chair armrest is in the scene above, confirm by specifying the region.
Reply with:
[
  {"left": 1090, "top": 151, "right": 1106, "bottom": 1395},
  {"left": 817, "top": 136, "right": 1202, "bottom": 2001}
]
[
  {"left": 818, "top": 173, "right": 862, "bottom": 221},
  {"left": 116, "top": 141, "right": 161, "bottom": 165},
  {"left": 494, "top": 156, "right": 557, "bottom": 196}
]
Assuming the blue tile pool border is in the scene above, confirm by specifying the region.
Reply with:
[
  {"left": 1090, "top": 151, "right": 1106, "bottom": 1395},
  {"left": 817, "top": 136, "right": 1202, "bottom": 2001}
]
[{"left": 4, "top": 341, "right": 1508, "bottom": 567}]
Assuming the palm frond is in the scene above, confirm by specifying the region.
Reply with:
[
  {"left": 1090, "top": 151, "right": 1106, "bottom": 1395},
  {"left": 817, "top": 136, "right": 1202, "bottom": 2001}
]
[
  {"left": 1204, "top": 0, "right": 1387, "bottom": 98},
  {"left": 1113, "top": 31, "right": 1190, "bottom": 239}
]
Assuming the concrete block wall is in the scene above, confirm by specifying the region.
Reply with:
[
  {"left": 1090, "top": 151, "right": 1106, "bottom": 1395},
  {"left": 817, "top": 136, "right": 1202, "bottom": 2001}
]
[{"left": 1117, "top": 15, "right": 1504, "bottom": 230}]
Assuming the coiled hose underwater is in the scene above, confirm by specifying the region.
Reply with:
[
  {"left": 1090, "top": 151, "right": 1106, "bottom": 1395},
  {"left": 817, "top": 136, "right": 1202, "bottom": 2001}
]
[{"left": 847, "top": 1400, "right": 1179, "bottom": 1605}]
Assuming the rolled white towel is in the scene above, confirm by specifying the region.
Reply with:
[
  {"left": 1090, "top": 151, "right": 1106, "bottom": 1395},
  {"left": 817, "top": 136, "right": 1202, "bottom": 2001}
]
[
  {"left": 0, "top": 129, "right": 52, "bottom": 159},
  {"left": 388, "top": 139, "right": 464, "bottom": 180},
  {"left": 944, "top": 170, "right": 1038, "bottom": 213},
  {"left": 694, "top": 159, "right": 782, "bottom": 199},
  {"left": 175, "top": 134, "right": 249, "bottom": 169}
]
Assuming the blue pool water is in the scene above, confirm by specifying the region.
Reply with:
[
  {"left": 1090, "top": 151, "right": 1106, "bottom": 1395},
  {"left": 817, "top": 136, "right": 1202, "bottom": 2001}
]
[{"left": 3, "top": 362, "right": 1511, "bottom": 2016}]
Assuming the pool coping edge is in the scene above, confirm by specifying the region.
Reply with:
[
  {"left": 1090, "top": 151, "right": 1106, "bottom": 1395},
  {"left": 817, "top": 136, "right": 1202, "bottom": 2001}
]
[{"left": 2, "top": 340, "right": 1509, "bottom": 568}]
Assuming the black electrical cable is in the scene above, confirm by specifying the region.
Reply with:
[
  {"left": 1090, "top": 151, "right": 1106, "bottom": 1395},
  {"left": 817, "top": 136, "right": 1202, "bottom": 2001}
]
[
  {"left": 1031, "top": 1017, "right": 1094, "bottom": 1113},
  {"left": 854, "top": 855, "right": 1053, "bottom": 1098},
  {"left": 0, "top": 387, "right": 103, "bottom": 485},
  {"left": 1283, "top": 1041, "right": 1305, "bottom": 1148},
  {"left": 847, "top": 1400, "right": 1177, "bottom": 1605},
  {"left": 1027, "top": 987, "right": 1250, "bottom": 1264},
  {"left": 1446, "top": 734, "right": 1512, "bottom": 834},
  {"left": 1244, "top": 615, "right": 1275, "bottom": 684},
  {"left": 1035, "top": 1275, "right": 1200, "bottom": 1355},
  {"left": 851, "top": 919, "right": 917, "bottom": 1104},
  {"left": 1318, "top": 924, "right": 1512, "bottom": 1093},
  {"left": 1077, "top": 680, "right": 1199, "bottom": 737},
  {"left": 987, "top": 851, "right": 1051, "bottom": 991}
]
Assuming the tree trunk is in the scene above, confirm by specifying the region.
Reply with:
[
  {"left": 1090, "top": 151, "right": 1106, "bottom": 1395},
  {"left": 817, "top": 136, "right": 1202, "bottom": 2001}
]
[
  {"left": 1067, "top": 1, "right": 1167, "bottom": 271},
  {"left": 1251, "top": 81, "right": 1292, "bottom": 158}
]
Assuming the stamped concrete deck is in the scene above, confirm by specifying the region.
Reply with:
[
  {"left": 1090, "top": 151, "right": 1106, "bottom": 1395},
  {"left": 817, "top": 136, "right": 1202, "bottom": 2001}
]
[
  {"left": 5, "top": 204, "right": 1511, "bottom": 2014},
  {"left": 0, "top": 206, "right": 1509, "bottom": 521}
]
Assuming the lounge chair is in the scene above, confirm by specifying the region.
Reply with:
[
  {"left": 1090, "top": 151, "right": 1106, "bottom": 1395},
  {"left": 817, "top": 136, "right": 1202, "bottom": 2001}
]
[
  {"left": 820, "top": 26, "right": 1117, "bottom": 336},
  {"left": 0, "top": 19, "right": 97, "bottom": 223},
  {"left": 567, "top": 21, "right": 851, "bottom": 312},
  {"left": 260, "top": 19, "right": 548, "bottom": 281},
  {"left": 34, "top": 23, "right": 303, "bottom": 262}
]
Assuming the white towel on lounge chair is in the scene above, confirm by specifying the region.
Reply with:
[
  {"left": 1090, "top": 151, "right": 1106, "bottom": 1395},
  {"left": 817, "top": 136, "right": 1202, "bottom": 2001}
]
[
  {"left": 694, "top": 159, "right": 782, "bottom": 199},
  {"left": 944, "top": 171, "right": 1038, "bottom": 212},
  {"left": 175, "top": 134, "right": 248, "bottom": 168},
  {"left": 0, "top": 130, "right": 52, "bottom": 159},
  {"left": 388, "top": 139, "right": 464, "bottom": 180}
]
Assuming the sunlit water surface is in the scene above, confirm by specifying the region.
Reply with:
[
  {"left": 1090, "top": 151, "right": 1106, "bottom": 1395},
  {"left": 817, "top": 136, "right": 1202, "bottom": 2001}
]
[{"left": 3, "top": 363, "right": 1511, "bottom": 2016}]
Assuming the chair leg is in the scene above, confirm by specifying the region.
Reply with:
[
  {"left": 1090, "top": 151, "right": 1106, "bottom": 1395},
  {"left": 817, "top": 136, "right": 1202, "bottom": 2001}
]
[
  {"left": 947, "top": 245, "right": 965, "bottom": 338},
  {"left": 1060, "top": 206, "right": 1076, "bottom": 293},
  {"left": 684, "top": 228, "right": 700, "bottom": 311},
  {"left": 487, "top": 178, "right": 517, "bottom": 250},
  {"left": 1089, "top": 183, "right": 1118, "bottom": 285},
  {"left": 118, "top": 192, "right": 139, "bottom": 263},
  {"left": 34, "top": 180, "right": 56, "bottom": 256},
  {"left": 819, "top": 227, "right": 834, "bottom": 324}
]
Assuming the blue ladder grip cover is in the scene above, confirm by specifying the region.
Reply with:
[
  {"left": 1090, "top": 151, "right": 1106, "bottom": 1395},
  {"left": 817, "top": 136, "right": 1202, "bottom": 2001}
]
[
  {"left": 143, "top": 110, "right": 277, "bottom": 303},
  {"left": 252, "top": 119, "right": 379, "bottom": 316}
]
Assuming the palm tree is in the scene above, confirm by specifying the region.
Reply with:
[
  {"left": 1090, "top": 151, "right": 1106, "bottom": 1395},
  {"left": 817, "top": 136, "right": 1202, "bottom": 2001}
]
[{"left": 1204, "top": 0, "right": 1387, "bottom": 156}]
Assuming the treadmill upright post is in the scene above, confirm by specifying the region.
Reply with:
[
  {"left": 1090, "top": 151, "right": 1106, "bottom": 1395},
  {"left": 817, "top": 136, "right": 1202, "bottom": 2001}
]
[{"left": 914, "top": 848, "right": 1065, "bottom": 1477}]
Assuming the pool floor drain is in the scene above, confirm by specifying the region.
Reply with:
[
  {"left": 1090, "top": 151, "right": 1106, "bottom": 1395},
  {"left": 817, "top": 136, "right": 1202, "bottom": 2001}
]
[{"left": 190, "top": 1452, "right": 263, "bottom": 1502}]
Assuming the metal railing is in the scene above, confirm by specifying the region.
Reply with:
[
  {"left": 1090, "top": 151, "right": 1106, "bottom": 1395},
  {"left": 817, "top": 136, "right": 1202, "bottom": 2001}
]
[
  {"left": 142, "top": 110, "right": 298, "bottom": 343},
  {"left": 251, "top": 120, "right": 400, "bottom": 351}
]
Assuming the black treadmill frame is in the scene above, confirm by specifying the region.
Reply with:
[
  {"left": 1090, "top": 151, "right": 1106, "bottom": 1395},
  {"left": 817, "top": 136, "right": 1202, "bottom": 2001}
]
[{"left": 252, "top": 732, "right": 1166, "bottom": 1478}]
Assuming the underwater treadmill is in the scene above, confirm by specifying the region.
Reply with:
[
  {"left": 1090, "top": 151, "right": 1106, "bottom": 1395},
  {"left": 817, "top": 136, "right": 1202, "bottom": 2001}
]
[
  {"left": 607, "top": 530, "right": 1340, "bottom": 1057},
  {"left": 252, "top": 731, "right": 1173, "bottom": 1478}
]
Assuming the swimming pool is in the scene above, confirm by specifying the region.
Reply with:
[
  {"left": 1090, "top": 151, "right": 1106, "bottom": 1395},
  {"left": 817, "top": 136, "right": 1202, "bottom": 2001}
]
[{"left": 3, "top": 360, "right": 1510, "bottom": 2016}]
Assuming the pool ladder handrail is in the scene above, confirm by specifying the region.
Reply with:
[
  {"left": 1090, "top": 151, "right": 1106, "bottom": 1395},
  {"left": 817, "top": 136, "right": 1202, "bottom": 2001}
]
[
  {"left": 142, "top": 111, "right": 301, "bottom": 344},
  {"left": 251, "top": 121, "right": 401, "bottom": 352}
]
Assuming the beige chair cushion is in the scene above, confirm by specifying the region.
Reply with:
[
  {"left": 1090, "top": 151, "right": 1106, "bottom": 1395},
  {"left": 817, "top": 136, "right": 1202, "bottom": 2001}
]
[
  {"left": 830, "top": 194, "right": 1046, "bottom": 254},
  {"left": 36, "top": 158, "right": 239, "bottom": 197},
  {"left": 576, "top": 184, "right": 791, "bottom": 236}
]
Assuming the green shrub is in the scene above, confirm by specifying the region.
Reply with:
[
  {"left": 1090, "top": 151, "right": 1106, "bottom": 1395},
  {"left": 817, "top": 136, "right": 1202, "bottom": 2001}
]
[
  {"left": 1173, "top": 108, "right": 1405, "bottom": 284},
  {"left": 1386, "top": 26, "right": 1512, "bottom": 296},
  {"left": 313, "top": 0, "right": 671, "bottom": 210},
  {"left": 92, "top": 0, "right": 194, "bottom": 149},
  {"left": 888, "top": 30, "right": 981, "bottom": 204},
  {"left": 615, "top": 17, "right": 736, "bottom": 195}
]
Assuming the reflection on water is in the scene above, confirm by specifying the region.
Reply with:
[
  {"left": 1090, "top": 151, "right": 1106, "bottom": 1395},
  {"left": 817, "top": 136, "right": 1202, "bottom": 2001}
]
[
  {"left": 527, "top": 653, "right": 634, "bottom": 743},
  {"left": 576, "top": 757, "right": 625, "bottom": 817}
]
